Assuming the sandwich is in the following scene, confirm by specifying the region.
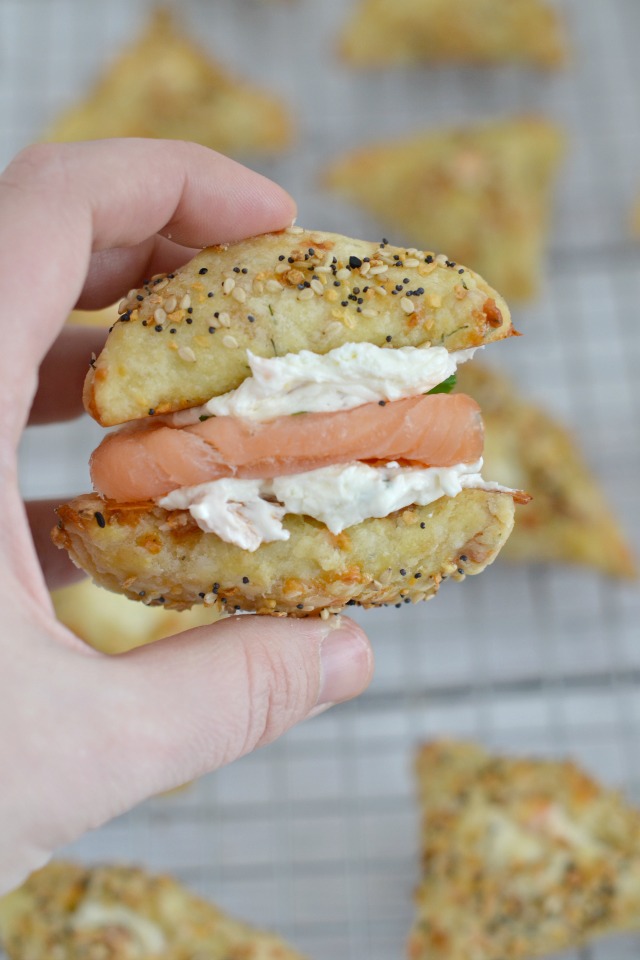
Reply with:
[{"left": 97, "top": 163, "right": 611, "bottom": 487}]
[{"left": 53, "top": 227, "right": 525, "bottom": 617}]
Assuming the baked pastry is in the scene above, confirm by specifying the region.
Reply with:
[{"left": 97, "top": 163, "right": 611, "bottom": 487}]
[
  {"left": 457, "top": 363, "right": 637, "bottom": 578},
  {"left": 44, "top": 7, "right": 291, "bottom": 157},
  {"left": 340, "top": 0, "right": 567, "bottom": 68},
  {"left": 0, "top": 861, "right": 305, "bottom": 959},
  {"left": 410, "top": 740, "right": 640, "bottom": 959},
  {"left": 53, "top": 227, "right": 524, "bottom": 616},
  {"left": 52, "top": 579, "right": 222, "bottom": 655},
  {"left": 325, "top": 118, "right": 564, "bottom": 302}
]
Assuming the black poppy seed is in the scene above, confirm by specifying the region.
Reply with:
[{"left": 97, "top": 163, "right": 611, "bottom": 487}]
[
  {"left": 363, "top": 285, "right": 370, "bottom": 292},
  {"left": 136, "top": 295, "right": 144, "bottom": 302},
  {"left": 363, "top": 257, "right": 370, "bottom": 262},
  {"left": 187, "top": 307, "right": 193, "bottom": 314},
  {"left": 391, "top": 290, "right": 398, "bottom": 295},
  {"left": 148, "top": 408, "right": 155, "bottom": 415},
  {"left": 167, "top": 274, "right": 175, "bottom": 279},
  {"left": 199, "top": 592, "right": 205, "bottom": 598},
  {"left": 198, "top": 267, "right": 208, "bottom": 275},
  {"left": 234, "top": 605, "right": 241, "bottom": 612},
  {"left": 341, "top": 300, "right": 349, "bottom": 307},
  {"left": 248, "top": 314, "right": 256, "bottom": 323},
  {"left": 404, "top": 598, "right": 411, "bottom": 604},
  {"left": 458, "top": 568, "right": 465, "bottom": 576},
  {"left": 208, "top": 326, "right": 216, "bottom": 334},
  {"left": 139, "top": 591, "right": 146, "bottom": 597},
  {"left": 120, "top": 310, "right": 131, "bottom": 320},
  {"left": 381, "top": 238, "right": 388, "bottom": 245},
  {"left": 420, "top": 522, "right": 426, "bottom": 529},
  {"left": 157, "top": 597, "right": 165, "bottom": 604},
  {"left": 353, "top": 287, "right": 360, "bottom": 294},
  {"left": 399, "top": 568, "right": 406, "bottom": 576},
  {"left": 242, "top": 576, "right": 250, "bottom": 584},
  {"left": 303, "top": 280, "right": 310, "bottom": 288},
  {"left": 94, "top": 511, "right": 106, "bottom": 528},
  {"left": 425, "top": 255, "right": 434, "bottom": 264},
  {"left": 278, "top": 255, "right": 285, "bottom": 261},
  {"left": 308, "top": 247, "right": 315, "bottom": 255},
  {"left": 414, "top": 572, "right": 422, "bottom": 579},
  {"left": 357, "top": 307, "right": 362, "bottom": 313},
  {"left": 393, "top": 254, "right": 400, "bottom": 260},
  {"left": 287, "top": 256, "right": 294, "bottom": 264},
  {"left": 242, "top": 268, "right": 248, "bottom": 274},
  {"left": 298, "top": 283, "right": 305, "bottom": 290},
  {"left": 417, "top": 287, "right": 425, "bottom": 295},
  {"left": 214, "top": 312, "right": 220, "bottom": 318},
  {"left": 213, "top": 583, "right": 220, "bottom": 593},
  {"left": 459, "top": 555, "right": 468, "bottom": 563},
  {"left": 386, "top": 335, "right": 392, "bottom": 342},
  {"left": 297, "top": 603, "right": 304, "bottom": 609},
  {"left": 233, "top": 266, "right": 240, "bottom": 273},
  {"left": 378, "top": 400, "right": 386, "bottom": 406},
  {"left": 458, "top": 268, "right": 464, "bottom": 275},
  {"left": 141, "top": 320, "right": 148, "bottom": 326},
  {"left": 169, "top": 328, "right": 176, "bottom": 334},
  {"left": 346, "top": 599, "right": 356, "bottom": 606},
  {"left": 395, "top": 603, "right": 402, "bottom": 608},
  {"left": 207, "top": 292, "right": 214, "bottom": 298},
  {"left": 186, "top": 317, "right": 193, "bottom": 324},
  {"left": 403, "top": 278, "right": 410, "bottom": 284},
  {"left": 333, "top": 280, "right": 341, "bottom": 287},
  {"left": 349, "top": 255, "right": 362, "bottom": 269},
  {"left": 154, "top": 324, "right": 163, "bottom": 332},
  {"left": 395, "top": 284, "right": 403, "bottom": 292}
]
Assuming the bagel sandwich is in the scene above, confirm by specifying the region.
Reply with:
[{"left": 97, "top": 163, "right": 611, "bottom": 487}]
[{"left": 53, "top": 228, "right": 525, "bottom": 616}]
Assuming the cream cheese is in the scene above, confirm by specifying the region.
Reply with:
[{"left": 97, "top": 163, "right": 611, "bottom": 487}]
[
  {"left": 168, "top": 342, "right": 478, "bottom": 425},
  {"left": 159, "top": 460, "right": 511, "bottom": 551}
]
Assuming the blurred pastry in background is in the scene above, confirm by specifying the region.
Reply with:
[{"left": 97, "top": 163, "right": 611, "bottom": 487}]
[
  {"left": 325, "top": 117, "right": 564, "bottom": 302},
  {"left": 457, "top": 363, "right": 636, "bottom": 578},
  {"left": 340, "top": 0, "right": 566, "bottom": 68},
  {"left": 410, "top": 740, "right": 640, "bottom": 960},
  {"left": 52, "top": 578, "right": 222, "bottom": 655},
  {"left": 0, "top": 861, "right": 306, "bottom": 959},
  {"left": 44, "top": 7, "right": 292, "bottom": 157}
]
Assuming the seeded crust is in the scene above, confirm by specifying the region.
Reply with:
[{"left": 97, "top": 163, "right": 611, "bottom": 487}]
[
  {"left": 340, "top": 0, "right": 566, "bottom": 68},
  {"left": 43, "top": 8, "right": 291, "bottom": 156},
  {"left": 0, "top": 862, "right": 305, "bottom": 960},
  {"left": 325, "top": 119, "right": 564, "bottom": 302},
  {"left": 409, "top": 741, "right": 640, "bottom": 959},
  {"left": 83, "top": 228, "right": 512, "bottom": 426},
  {"left": 457, "top": 363, "right": 637, "bottom": 578},
  {"left": 52, "top": 490, "right": 515, "bottom": 616}
]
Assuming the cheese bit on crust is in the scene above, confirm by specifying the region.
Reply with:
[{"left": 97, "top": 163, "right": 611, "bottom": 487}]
[
  {"left": 325, "top": 120, "right": 564, "bottom": 302},
  {"left": 84, "top": 228, "right": 513, "bottom": 426},
  {"left": 0, "top": 862, "right": 306, "bottom": 959},
  {"left": 52, "top": 489, "right": 516, "bottom": 616},
  {"left": 340, "top": 0, "right": 567, "bottom": 69},
  {"left": 410, "top": 741, "right": 640, "bottom": 960},
  {"left": 43, "top": 7, "right": 292, "bottom": 157},
  {"left": 457, "top": 363, "right": 638, "bottom": 579}
]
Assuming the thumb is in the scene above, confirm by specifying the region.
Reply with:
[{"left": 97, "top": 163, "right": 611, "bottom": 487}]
[{"left": 98, "top": 614, "right": 373, "bottom": 802}]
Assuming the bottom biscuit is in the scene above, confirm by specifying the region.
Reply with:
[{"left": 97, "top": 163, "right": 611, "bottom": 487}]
[
  {"left": 0, "top": 861, "right": 305, "bottom": 959},
  {"left": 52, "top": 490, "right": 516, "bottom": 615}
]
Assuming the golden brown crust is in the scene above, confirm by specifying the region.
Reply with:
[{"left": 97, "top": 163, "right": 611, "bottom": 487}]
[
  {"left": 83, "top": 228, "right": 513, "bottom": 426},
  {"left": 52, "top": 490, "right": 515, "bottom": 616},
  {"left": 325, "top": 119, "right": 564, "bottom": 302},
  {"left": 457, "top": 363, "right": 637, "bottom": 578},
  {"left": 409, "top": 741, "right": 640, "bottom": 959},
  {"left": 43, "top": 7, "right": 292, "bottom": 156},
  {"left": 340, "top": 0, "right": 567, "bottom": 68},
  {"left": 0, "top": 861, "right": 305, "bottom": 959}
]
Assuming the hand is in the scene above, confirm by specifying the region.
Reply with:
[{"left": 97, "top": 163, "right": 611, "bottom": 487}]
[{"left": 0, "top": 140, "right": 373, "bottom": 894}]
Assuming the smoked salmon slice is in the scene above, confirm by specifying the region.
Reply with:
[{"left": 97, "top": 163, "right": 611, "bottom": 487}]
[{"left": 90, "top": 393, "right": 484, "bottom": 503}]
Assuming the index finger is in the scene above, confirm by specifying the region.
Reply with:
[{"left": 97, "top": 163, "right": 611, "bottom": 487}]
[{"left": 0, "top": 139, "right": 295, "bottom": 436}]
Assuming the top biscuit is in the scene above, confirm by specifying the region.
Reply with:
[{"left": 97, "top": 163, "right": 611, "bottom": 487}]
[{"left": 85, "top": 228, "right": 513, "bottom": 426}]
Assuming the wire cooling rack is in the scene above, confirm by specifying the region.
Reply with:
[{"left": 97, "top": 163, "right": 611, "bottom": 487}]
[{"left": 2, "top": 0, "right": 640, "bottom": 957}]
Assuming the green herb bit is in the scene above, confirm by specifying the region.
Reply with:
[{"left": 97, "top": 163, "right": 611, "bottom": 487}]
[{"left": 427, "top": 374, "right": 457, "bottom": 395}]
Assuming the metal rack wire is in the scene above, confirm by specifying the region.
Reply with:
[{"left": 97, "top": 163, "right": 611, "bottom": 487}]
[{"left": 2, "top": 0, "right": 640, "bottom": 956}]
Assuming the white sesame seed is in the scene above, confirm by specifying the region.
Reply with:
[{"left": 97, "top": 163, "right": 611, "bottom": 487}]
[
  {"left": 217, "top": 312, "right": 231, "bottom": 327},
  {"left": 362, "top": 308, "right": 377, "bottom": 318},
  {"left": 232, "top": 287, "right": 247, "bottom": 303},
  {"left": 127, "top": 288, "right": 138, "bottom": 300},
  {"left": 253, "top": 280, "right": 264, "bottom": 295},
  {"left": 180, "top": 294, "right": 191, "bottom": 310},
  {"left": 223, "top": 277, "right": 236, "bottom": 295},
  {"left": 118, "top": 298, "right": 130, "bottom": 314},
  {"left": 266, "top": 279, "right": 283, "bottom": 292},
  {"left": 404, "top": 258, "right": 420, "bottom": 268},
  {"left": 223, "top": 335, "right": 239, "bottom": 349},
  {"left": 154, "top": 279, "right": 169, "bottom": 291},
  {"left": 298, "top": 288, "right": 314, "bottom": 301},
  {"left": 164, "top": 296, "right": 177, "bottom": 314},
  {"left": 286, "top": 224, "right": 304, "bottom": 235},
  {"left": 368, "top": 264, "right": 388, "bottom": 275},
  {"left": 178, "top": 346, "right": 197, "bottom": 362},
  {"left": 314, "top": 265, "right": 331, "bottom": 274},
  {"left": 326, "top": 321, "right": 344, "bottom": 337},
  {"left": 359, "top": 262, "right": 371, "bottom": 276},
  {"left": 336, "top": 268, "right": 350, "bottom": 281},
  {"left": 275, "top": 263, "right": 289, "bottom": 275},
  {"left": 203, "top": 592, "right": 217, "bottom": 606},
  {"left": 154, "top": 307, "right": 167, "bottom": 324},
  {"left": 320, "top": 608, "right": 330, "bottom": 620},
  {"left": 400, "top": 297, "right": 415, "bottom": 314},
  {"left": 374, "top": 286, "right": 387, "bottom": 296},
  {"left": 310, "top": 279, "right": 324, "bottom": 295}
]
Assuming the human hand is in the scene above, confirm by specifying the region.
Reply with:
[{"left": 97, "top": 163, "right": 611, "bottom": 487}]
[{"left": 0, "top": 140, "right": 373, "bottom": 894}]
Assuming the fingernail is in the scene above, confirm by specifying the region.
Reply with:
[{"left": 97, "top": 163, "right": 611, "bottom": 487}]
[{"left": 317, "top": 619, "right": 373, "bottom": 706}]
